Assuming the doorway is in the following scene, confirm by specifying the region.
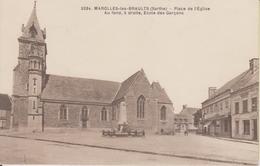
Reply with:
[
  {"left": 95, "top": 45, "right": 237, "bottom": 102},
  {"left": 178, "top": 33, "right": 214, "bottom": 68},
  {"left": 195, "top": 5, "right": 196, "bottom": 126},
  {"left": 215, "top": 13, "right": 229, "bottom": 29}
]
[
  {"left": 253, "top": 119, "right": 257, "bottom": 140},
  {"left": 81, "top": 106, "right": 88, "bottom": 128},
  {"left": 82, "top": 120, "right": 87, "bottom": 128}
]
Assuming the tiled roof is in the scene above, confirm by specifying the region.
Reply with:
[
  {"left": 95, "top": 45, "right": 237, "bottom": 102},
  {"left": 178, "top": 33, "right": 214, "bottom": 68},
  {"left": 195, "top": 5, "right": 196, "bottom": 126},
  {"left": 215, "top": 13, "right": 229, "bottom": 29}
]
[
  {"left": 180, "top": 107, "right": 199, "bottom": 115},
  {"left": 41, "top": 74, "right": 121, "bottom": 104},
  {"left": 113, "top": 70, "right": 141, "bottom": 101},
  {"left": 203, "top": 65, "right": 259, "bottom": 104},
  {"left": 174, "top": 113, "right": 190, "bottom": 118},
  {"left": 42, "top": 70, "right": 174, "bottom": 105},
  {"left": 0, "top": 94, "right": 11, "bottom": 111},
  {"left": 214, "top": 68, "right": 259, "bottom": 96},
  {"left": 232, "top": 70, "right": 259, "bottom": 92},
  {"left": 214, "top": 70, "right": 250, "bottom": 96},
  {"left": 151, "top": 82, "right": 172, "bottom": 104}
]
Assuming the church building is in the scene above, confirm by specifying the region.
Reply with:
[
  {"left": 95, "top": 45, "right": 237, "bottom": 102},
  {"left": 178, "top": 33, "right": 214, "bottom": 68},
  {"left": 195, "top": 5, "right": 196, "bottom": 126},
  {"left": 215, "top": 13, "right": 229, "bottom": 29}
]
[{"left": 12, "top": 3, "right": 175, "bottom": 132}]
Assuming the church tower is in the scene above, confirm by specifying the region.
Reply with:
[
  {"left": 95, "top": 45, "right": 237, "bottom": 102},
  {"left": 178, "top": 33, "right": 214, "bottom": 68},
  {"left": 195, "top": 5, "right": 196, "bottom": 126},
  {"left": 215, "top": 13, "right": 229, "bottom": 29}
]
[{"left": 12, "top": 2, "right": 47, "bottom": 131}]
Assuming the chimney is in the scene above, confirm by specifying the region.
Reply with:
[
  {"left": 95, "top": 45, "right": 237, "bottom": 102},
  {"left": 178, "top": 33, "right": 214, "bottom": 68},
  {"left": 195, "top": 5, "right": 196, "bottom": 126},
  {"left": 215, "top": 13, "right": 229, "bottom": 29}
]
[
  {"left": 182, "top": 104, "right": 187, "bottom": 109},
  {"left": 249, "top": 58, "right": 259, "bottom": 74},
  {"left": 208, "top": 87, "right": 217, "bottom": 98}
]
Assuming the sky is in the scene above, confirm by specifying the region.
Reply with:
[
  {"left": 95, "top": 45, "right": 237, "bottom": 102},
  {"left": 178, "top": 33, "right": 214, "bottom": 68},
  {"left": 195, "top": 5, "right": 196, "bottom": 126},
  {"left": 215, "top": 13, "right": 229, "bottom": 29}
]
[{"left": 0, "top": 0, "right": 258, "bottom": 113}]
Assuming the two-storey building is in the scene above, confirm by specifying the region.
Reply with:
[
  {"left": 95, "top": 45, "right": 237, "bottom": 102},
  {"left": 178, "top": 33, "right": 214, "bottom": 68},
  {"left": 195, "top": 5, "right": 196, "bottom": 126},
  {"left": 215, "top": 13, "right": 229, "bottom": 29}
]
[
  {"left": 202, "top": 58, "right": 259, "bottom": 140},
  {"left": 231, "top": 58, "right": 258, "bottom": 140},
  {"left": 202, "top": 87, "right": 232, "bottom": 137}
]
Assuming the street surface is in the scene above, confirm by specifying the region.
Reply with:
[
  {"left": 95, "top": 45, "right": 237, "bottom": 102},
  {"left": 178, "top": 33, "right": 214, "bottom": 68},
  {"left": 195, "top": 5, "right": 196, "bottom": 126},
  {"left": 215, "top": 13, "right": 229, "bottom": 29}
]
[{"left": 0, "top": 129, "right": 258, "bottom": 165}]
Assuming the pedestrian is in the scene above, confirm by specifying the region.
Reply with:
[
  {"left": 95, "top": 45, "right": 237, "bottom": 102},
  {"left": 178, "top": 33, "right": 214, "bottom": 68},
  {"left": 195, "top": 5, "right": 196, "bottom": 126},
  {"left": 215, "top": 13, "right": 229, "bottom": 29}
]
[{"left": 184, "top": 129, "right": 189, "bottom": 136}]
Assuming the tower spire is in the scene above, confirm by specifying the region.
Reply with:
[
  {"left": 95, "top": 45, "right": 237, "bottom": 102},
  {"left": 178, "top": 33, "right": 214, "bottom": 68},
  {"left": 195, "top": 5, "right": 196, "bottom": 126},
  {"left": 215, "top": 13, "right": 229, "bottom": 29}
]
[
  {"left": 34, "top": 0, "right": 37, "bottom": 9},
  {"left": 21, "top": 1, "right": 45, "bottom": 40}
]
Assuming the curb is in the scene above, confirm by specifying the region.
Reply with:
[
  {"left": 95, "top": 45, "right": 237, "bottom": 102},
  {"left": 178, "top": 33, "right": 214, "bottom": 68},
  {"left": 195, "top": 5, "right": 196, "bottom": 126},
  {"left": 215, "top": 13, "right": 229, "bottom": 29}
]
[
  {"left": 0, "top": 134, "right": 257, "bottom": 166},
  {"left": 215, "top": 137, "right": 258, "bottom": 145},
  {"left": 201, "top": 134, "right": 258, "bottom": 145}
]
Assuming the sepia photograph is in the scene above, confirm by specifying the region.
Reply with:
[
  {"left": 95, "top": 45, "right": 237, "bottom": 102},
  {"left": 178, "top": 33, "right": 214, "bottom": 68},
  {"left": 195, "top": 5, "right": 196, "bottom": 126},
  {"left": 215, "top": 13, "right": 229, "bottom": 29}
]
[{"left": 0, "top": 0, "right": 259, "bottom": 165}]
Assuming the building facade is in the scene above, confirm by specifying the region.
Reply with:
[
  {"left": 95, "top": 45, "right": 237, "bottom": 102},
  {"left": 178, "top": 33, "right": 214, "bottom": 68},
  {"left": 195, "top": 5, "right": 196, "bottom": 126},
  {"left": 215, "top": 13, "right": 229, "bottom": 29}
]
[
  {"left": 0, "top": 94, "right": 12, "bottom": 129},
  {"left": 174, "top": 105, "right": 198, "bottom": 132},
  {"left": 12, "top": 3, "right": 175, "bottom": 132},
  {"left": 202, "top": 87, "right": 232, "bottom": 137},
  {"left": 202, "top": 58, "right": 259, "bottom": 140},
  {"left": 231, "top": 58, "right": 258, "bottom": 140}
]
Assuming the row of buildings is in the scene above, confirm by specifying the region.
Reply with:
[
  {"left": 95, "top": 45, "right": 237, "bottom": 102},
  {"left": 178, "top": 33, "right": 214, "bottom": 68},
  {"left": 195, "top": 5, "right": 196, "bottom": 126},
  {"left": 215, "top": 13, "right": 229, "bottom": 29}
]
[
  {"left": 199, "top": 58, "right": 259, "bottom": 140},
  {"left": 1, "top": 3, "right": 258, "bottom": 141}
]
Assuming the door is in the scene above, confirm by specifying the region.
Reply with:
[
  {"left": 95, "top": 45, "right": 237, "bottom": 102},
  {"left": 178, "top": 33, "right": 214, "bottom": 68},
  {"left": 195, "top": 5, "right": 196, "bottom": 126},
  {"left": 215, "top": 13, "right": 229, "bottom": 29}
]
[
  {"left": 235, "top": 121, "right": 239, "bottom": 135},
  {"left": 82, "top": 120, "right": 87, "bottom": 128},
  {"left": 81, "top": 106, "right": 88, "bottom": 128},
  {"left": 253, "top": 119, "right": 257, "bottom": 140},
  {"left": 0, "top": 120, "right": 6, "bottom": 129}
]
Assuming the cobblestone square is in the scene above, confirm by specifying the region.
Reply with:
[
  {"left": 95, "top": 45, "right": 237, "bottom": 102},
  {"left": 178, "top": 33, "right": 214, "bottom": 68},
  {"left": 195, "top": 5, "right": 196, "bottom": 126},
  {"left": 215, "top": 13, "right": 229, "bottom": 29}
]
[{"left": 0, "top": 129, "right": 258, "bottom": 165}]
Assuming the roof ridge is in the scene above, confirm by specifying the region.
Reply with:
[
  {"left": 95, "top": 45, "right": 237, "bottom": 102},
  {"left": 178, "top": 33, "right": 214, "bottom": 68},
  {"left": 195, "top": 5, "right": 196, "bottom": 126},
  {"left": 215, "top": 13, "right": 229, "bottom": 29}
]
[
  {"left": 184, "top": 107, "right": 199, "bottom": 109},
  {"left": 47, "top": 74, "right": 120, "bottom": 84},
  {"left": 112, "top": 84, "right": 123, "bottom": 102},
  {"left": 232, "top": 69, "right": 259, "bottom": 92},
  {"left": 113, "top": 70, "right": 142, "bottom": 101},
  {"left": 42, "top": 74, "right": 121, "bottom": 103},
  {"left": 216, "top": 69, "right": 250, "bottom": 93},
  {"left": 234, "top": 69, "right": 250, "bottom": 83},
  {"left": 126, "top": 70, "right": 142, "bottom": 91}
]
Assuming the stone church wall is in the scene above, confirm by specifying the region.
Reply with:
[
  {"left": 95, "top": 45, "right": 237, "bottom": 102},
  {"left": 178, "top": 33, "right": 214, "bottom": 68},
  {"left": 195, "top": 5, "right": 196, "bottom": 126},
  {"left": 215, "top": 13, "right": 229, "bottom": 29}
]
[
  {"left": 43, "top": 102, "right": 116, "bottom": 129},
  {"left": 124, "top": 74, "right": 158, "bottom": 131},
  {"left": 157, "top": 103, "right": 175, "bottom": 132},
  {"left": 12, "top": 97, "right": 28, "bottom": 128}
]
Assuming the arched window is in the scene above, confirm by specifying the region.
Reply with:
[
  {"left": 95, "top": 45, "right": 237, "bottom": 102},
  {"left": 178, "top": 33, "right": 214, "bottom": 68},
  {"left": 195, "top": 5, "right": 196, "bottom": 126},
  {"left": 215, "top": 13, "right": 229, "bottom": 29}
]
[
  {"left": 137, "top": 95, "right": 145, "bottom": 119},
  {"left": 101, "top": 107, "right": 107, "bottom": 121},
  {"left": 160, "top": 106, "right": 166, "bottom": 121},
  {"left": 81, "top": 106, "right": 88, "bottom": 121},
  {"left": 34, "top": 61, "right": 36, "bottom": 68},
  {"left": 59, "top": 104, "right": 68, "bottom": 120},
  {"left": 33, "top": 78, "right": 37, "bottom": 86}
]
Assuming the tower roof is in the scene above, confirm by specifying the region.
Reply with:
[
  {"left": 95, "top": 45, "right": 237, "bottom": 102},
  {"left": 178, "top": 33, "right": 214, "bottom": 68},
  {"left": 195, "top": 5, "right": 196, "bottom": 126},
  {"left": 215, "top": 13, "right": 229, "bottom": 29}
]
[{"left": 21, "top": 1, "right": 45, "bottom": 41}]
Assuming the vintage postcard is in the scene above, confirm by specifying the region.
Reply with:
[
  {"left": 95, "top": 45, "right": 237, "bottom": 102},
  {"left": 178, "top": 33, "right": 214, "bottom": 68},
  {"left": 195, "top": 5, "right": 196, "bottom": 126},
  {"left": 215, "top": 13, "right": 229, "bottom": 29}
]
[{"left": 0, "top": 0, "right": 259, "bottom": 165}]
